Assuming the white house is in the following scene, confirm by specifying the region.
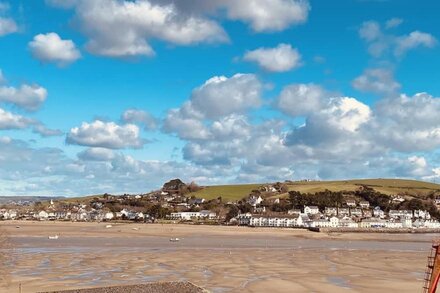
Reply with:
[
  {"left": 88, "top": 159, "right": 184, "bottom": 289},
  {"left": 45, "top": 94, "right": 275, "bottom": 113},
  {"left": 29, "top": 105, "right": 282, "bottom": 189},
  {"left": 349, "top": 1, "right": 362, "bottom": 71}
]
[
  {"left": 337, "top": 208, "right": 350, "bottom": 217},
  {"left": 309, "top": 219, "right": 332, "bottom": 228},
  {"left": 350, "top": 208, "right": 362, "bottom": 217},
  {"left": 324, "top": 207, "right": 337, "bottom": 216},
  {"left": 424, "top": 220, "right": 440, "bottom": 229},
  {"left": 373, "top": 206, "right": 385, "bottom": 218},
  {"left": 345, "top": 199, "right": 356, "bottom": 207},
  {"left": 248, "top": 195, "right": 263, "bottom": 207},
  {"left": 237, "top": 213, "right": 252, "bottom": 225},
  {"left": 38, "top": 210, "right": 49, "bottom": 220},
  {"left": 304, "top": 205, "right": 319, "bottom": 215},
  {"left": 359, "top": 201, "right": 370, "bottom": 209},
  {"left": 104, "top": 212, "right": 114, "bottom": 220},
  {"left": 329, "top": 216, "right": 339, "bottom": 227}
]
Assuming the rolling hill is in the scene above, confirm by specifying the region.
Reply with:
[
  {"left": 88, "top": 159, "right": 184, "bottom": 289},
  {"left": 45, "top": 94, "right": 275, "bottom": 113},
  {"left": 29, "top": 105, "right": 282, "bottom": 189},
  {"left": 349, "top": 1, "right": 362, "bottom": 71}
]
[{"left": 189, "top": 179, "right": 440, "bottom": 202}]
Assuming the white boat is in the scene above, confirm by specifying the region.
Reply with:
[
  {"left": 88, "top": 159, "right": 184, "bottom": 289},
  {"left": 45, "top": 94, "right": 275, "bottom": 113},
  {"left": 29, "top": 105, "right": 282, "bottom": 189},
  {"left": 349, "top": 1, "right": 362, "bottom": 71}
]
[
  {"left": 169, "top": 237, "right": 180, "bottom": 242},
  {"left": 48, "top": 235, "right": 59, "bottom": 240},
  {"left": 105, "top": 225, "right": 112, "bottom": 228}
]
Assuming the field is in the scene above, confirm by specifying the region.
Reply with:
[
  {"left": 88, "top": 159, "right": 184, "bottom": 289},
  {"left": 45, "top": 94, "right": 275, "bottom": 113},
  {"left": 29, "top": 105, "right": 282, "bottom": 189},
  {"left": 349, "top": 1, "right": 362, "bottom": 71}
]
[
  {"left": 189, "top": 184, "right": 262, "bottom": 201},
  {"left": 190, "top": 179, "right": 440, "bottom": 201}
]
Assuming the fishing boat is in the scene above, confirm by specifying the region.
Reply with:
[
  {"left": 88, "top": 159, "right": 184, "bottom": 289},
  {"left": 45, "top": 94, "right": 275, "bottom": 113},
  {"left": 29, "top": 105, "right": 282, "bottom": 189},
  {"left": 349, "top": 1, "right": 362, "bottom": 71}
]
[
  {"left": 169, "top": 237, "right": 180, "bottom": 242},
  {"left": 48, "top": 235, "right": 59, "bottom": 240}
]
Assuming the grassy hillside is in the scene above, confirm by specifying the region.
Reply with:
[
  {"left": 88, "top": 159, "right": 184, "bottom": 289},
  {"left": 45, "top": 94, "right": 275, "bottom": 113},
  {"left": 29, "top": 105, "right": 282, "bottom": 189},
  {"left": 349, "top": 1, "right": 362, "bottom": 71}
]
[
  {"left": 285, "top": 179, "right": 440, "bottom": 197},
  {"left": 190, "top": 179, "right": 440, "bottom": 202},
  {"left": 189, "top": 184, "right": 262, "bottom": 201}
]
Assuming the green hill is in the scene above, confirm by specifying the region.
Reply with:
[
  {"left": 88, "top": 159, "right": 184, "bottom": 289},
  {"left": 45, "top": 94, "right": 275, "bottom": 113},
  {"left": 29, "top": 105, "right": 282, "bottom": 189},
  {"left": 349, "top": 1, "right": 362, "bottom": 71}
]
[{"left": 189, "top": 179, "right": 440, "bottom": 202}]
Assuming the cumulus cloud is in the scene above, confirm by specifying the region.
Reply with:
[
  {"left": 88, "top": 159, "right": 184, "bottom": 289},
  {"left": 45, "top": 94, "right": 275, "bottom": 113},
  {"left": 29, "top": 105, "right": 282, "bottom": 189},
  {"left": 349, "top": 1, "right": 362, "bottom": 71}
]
[
  {"left": 369, "top": 92, "right": 440, "bottom": 152},
  {"left": 243, "top": 43, "right": 301, "bottom": 72},
  {"left": 48, "top": 0, "right": 310, "bottom": 58},
  {"left": 72, "top": 0, "right": 228, "bottom": 57},
  {"left": 276, "top": 83, "right": 325, "bottom": 116},
  {"left": 0, "top": 107, "right": 34, "bottom": 130},
  {"left": 66, "top": 120, "right": 145, "bottom": 149},
  {"left": 359, "top": 20, "right": 437, "bottom": 58},
  {"left": 29, "top": 32, "right": 81, "bottom": 66},
  {"left": 352, "top": 68, "right": 400, "bottom": 95},
  {"left": 77, "top": 147, "right": 115, "bottom": 161},
  {"left": 121, "top": 109, "right": 157, "bottom": 130},
  {"left": 190, "top": 74, "right": 262, "bottom": 119},
  {"left": 0, "top": 83, "right": 47, "bottom": 111},
  {"left": 163, "top": 73, "right": 262, "bottom": 139}
]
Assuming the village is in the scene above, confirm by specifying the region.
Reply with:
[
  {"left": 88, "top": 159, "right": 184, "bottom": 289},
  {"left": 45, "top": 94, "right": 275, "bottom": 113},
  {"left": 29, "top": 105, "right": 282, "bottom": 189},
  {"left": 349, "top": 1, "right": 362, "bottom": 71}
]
[{"left": 1, "top": 179, "right": 440, "bottom": 232}]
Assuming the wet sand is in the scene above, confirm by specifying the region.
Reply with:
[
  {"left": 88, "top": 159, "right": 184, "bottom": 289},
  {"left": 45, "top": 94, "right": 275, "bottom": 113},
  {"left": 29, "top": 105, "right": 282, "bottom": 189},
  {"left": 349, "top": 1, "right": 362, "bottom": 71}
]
[{"left": 0, "top": 221, "right": 434, "bottom": 292}]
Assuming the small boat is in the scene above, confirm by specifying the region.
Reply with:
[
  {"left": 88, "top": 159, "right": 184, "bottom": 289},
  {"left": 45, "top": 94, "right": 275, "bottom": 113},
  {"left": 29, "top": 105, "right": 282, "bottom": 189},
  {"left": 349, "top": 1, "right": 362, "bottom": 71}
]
[
  {"left": 48, "top": 235, "right": 59, "bottom": 240},
  {"left": 169, "top": 237, "right": 180, "bottom": 242},
  {"left": 132, "top": 227, "right": 139, "bottom": 231},
  {"left": 105, "top": 225, "right": 112, "bottom": 228}
]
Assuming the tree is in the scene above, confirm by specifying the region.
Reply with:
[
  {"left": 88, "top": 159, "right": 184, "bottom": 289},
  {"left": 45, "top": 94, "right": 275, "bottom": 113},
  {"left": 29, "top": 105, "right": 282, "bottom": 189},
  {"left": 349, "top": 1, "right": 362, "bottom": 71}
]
[{"left": 226, "top": 205, "right": 239, "bottom": 221}]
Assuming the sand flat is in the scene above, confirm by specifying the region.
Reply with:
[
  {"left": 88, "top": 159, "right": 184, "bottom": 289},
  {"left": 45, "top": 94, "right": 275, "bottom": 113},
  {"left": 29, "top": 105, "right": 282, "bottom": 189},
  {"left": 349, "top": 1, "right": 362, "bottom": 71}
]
[{"left": 0, "top": 221, "right": 433, "bottom": 293}]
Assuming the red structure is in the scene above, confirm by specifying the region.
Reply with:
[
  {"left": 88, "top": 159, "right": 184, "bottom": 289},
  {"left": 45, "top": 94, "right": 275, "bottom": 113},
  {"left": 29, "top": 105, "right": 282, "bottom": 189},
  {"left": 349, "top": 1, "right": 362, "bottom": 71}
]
[{"left": 423, "top": 241, "right": 440, "bottom": 293}]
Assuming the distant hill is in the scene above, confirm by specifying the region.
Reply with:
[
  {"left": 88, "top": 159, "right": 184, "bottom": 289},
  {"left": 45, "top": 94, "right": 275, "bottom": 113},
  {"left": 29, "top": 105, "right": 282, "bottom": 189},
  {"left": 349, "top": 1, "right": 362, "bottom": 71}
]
[
  {"left": 0, "top": 196, "right": 65, "bottom": 205},
  {"left": 189, "top": 179, "right": 440, "bottom": 202}
]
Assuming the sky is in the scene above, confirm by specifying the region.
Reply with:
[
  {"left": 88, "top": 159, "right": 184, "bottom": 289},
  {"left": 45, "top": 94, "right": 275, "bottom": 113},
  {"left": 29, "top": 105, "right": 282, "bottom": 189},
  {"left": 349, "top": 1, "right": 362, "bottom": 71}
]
[{"left": 0, "top": 0, "right": 440, "bottom": 196}]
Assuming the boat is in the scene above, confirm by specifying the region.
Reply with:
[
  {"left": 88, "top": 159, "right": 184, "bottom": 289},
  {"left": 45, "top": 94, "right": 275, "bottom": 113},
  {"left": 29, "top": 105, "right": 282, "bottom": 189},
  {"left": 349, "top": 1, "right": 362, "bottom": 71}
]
[
  {"left": 169, "top": 237, "right": 180, "bottom": 242},
  {"left": 105, "top": 224, "right": 112, "bottom": 228},
  {"left": 48, "top": 235, "right": 59, "bottom": 240}
]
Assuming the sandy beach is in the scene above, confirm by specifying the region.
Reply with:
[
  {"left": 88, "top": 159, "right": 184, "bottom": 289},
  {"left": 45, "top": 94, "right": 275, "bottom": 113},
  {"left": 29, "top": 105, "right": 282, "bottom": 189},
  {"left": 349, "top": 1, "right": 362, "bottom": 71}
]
[{"left": 0, "top": 221, "right": 434, "bottom": 292}]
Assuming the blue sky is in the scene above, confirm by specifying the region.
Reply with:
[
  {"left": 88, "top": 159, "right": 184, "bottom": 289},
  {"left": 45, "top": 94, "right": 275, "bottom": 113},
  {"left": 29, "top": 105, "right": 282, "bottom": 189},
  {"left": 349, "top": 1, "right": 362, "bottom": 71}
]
[{"left": 0, "top": 0, "right": 439, "bottom": 196}]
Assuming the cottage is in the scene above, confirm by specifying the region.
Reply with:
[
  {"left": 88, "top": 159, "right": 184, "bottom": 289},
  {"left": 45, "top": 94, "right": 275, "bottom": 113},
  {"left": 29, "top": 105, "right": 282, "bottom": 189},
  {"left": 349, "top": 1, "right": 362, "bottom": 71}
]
[
  {"left": 237, "top": 213, "right": 252, "bottom": 225},
  {"left": 304, "top": 205, "right": 319, "bottom": 215},
  {"left": 362, "top": 209, "right": 372, "bottom": 218},
  {"left": 104, "top": 212, "right": 114, "bottom": 220},
  {"left": 350, "top": 208, "right": 362, "bottom": 217},
  {"left": 254, "top": 206, "right": 266, "bottom": 214},
  {"left": 309, "top": 219, "right": 332, "bottom": 228},
  {"left": 345, "top": 199, "right": 356, "bottom": 207},
  {"left": 248, "top": 195, "right": 263, "bottom": 207},
  {"left": 324, "top": 207, "right": 337, "bottom": 216},
  {"left": 337, "top": 208, "right": 350, "bottom": 217},
  {"left": 359, "top": 201, "right": 370, "bottom": 209},
  {"left": 38, "top": 210, "right": 49, "bottom": 221},
  {"left": 339, "top": 217, "right": 358, "bottom": 228},
  {"left": 373, "top": 206, "right": 385, "bottom": 218},
  {"left": 287, "top": 209, "right": 301, "bottom": 215},
  {"left": 329, "top": 216, "right": 339, "bottom": 227}
]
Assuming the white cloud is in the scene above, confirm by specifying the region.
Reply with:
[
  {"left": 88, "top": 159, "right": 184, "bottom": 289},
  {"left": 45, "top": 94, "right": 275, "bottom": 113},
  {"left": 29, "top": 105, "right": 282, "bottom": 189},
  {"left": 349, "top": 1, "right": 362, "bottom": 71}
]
[
  {"left": 77, "top": 147, "right": 115, "bottom": 161},
  {"left": 29, "top": 32, "right": 81, "bottom": 66},
  {"left": 224, "top": 0, "right": 310, "bottom": 32},
  {"left": 370, "top": 92, "right": 440, "bottom": 152},
  {"left": 32, "top": 124, "right": 63, "bottom": 137},
  {"left": 359, "top": 20, "right": 437, "bottom": 58},
  {"left": 190, "top": 74, "right": 262, "bottom": 119},
  {"left": 385, "top": 18, "right": 403, "bottom": 29},
  {"left": 163, "top": 73, "right": 262, "bottom": 140},
  {"left": 66, "top": 120, "right": 145, "bottom": 149},
  {"left": 121, "top": 109, "right": 157, "bottom": 130},
  {"left": 0, "top": 83, "right": 47, "bottom": 111},
  {"left": 74, "top": 0, "right": 228, "bottom": 57},
  {"left": 395, "top": 31, "right": 437, "bottom": 56},
  {"left": 0, "top": 17, "right": 17, "bottom": 36},
  {"left": 276, "top": 83, "right": 325, "bottom": 116},
  {"left": 243, "top": 43, "right": 301, "bottom": 72},
  {"left": 352, "top": 68, "right": 400, "bottom": 95},
  {"left": 0, "top": 107, "right": 34, "bottom": 130}
]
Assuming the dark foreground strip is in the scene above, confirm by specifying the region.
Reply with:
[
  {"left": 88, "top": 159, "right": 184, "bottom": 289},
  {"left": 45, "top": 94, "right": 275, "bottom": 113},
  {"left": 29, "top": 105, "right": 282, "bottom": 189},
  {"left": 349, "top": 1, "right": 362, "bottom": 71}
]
[{"left": 38, "top": 281, "right": 209, "bottom": 293}]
